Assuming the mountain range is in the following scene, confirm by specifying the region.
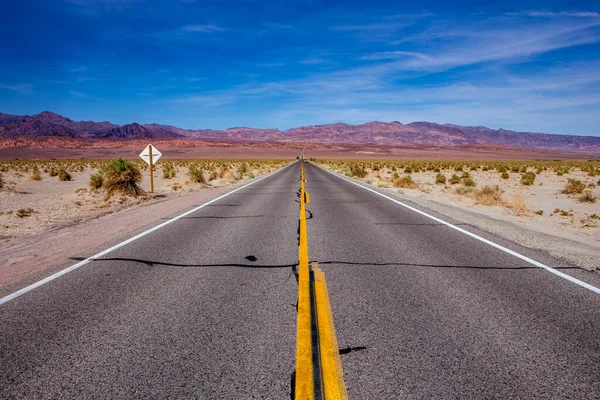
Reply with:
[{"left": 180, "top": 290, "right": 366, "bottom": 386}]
[{"left": 1, "top": 111, "right": 599, "bottom": 152}]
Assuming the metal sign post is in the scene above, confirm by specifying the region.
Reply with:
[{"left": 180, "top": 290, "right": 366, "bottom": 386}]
[{"left": 139, "top": 144, "right": 162, "bottom": 194}]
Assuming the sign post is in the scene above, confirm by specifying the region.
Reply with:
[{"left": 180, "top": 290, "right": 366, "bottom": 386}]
[{"left": 139, "top": 144, "right": 162, "bottom": 194}]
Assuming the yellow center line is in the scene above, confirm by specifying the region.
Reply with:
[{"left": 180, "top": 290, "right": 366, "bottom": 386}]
[
  {"left": 295, "top": 161, "right": 348, "bottom": 399},
  {"left": 313, "top": 263, "right": 348, "bottom": 399},
  {"left": 296, "top": 162, "right": 314, "bottom": 399}
]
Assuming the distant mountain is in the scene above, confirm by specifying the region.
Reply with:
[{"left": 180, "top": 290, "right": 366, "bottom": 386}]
[
  {"left": 0, "top": 111, "right": 117, "bottom": 139},
  {"left": 99, "top": 123, "right": 182, "bottom": 140},
  {"left": 0, "top": 111, "right": 599, "bottom": 152}
]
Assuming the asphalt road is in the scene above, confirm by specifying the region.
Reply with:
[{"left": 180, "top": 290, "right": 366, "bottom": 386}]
[{"left": 2, "top": 161, "right": 600, "bottom": 399}]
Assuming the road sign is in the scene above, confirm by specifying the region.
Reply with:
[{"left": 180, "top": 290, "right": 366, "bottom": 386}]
[
  {"left": 139, "top": 144, "right": 162, "bottom": 165},
  {"left": 139, "top": 144, "right": 162, "bottom": 194}
]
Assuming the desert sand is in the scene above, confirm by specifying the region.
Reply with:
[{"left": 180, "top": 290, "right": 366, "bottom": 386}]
[{"left": 1, "top": 143, "right": 599, "bottom": 161}]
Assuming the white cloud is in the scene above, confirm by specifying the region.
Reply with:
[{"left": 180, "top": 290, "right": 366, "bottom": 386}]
[
  {"left": 299, "top": 57, "right": 327, "bottom": 65},
  {"left": 68, "top": 90, "right": 93, "bottom": 98},
  {"left": 67, "top": 0, "right": 141, "bottom": 3},
  {"left": 70, "top": 66, "right": 89, "bottom": 72},
  {"left": 181, "top": 24, "right": 224, "bottom": 33},
  {"left": 258, "top": 62, "right": 285, "bottom": 68},
  {"left": 66, "top": 0, "right": 142, "bottom": 13},
  {"left": 359, "top": 51, "right": 432, "bottom": 61},
  {"left": 355, "top": 17, "right": 600, "bottom": 73},
  {"left": 0, "top": 84, "right": 34, "bottom": 94},
  {"left": 509, "top": 11, "right": 600, "bottom": 18}
]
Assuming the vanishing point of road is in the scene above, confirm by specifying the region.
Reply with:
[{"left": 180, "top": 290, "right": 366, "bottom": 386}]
[{"left": 2, "top": 161, "right": 600, "bottom": 398}]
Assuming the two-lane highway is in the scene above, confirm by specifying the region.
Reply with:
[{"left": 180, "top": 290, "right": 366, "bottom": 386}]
[{"left": 2, "top": 161, "right": 600, "bottom": 399}]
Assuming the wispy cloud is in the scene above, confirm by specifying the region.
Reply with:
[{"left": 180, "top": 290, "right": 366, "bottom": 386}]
[
  {"left": 68, "top": 90, "right": 93, "bottom": 98},
  {"left": 508, "top": 11, "right": 600, "bottom": 18},
  {"left": 358, "top": 17, "right": 600, "bottom": 73},
  {"left": 66, "top": 0, "right": 143, "bottom": 13},
  {"left": 330, "top": 12, "right": 432, "bottom": 31},
  {"left": 76, "top": 77, "right": 98, "bottom": 83},
  {"left": 258, "top": 62, "right": 285, "bottom": 68},
  {"left": 67, "top": 0, "right": 141, "bottom": 3},
  {"left": 70, "top": 66, "right": 89, "bottom": 72},
  {"left": 331, "top": 22, "right": 411, "bottom": 31},
  {"left": 0, "top": 84, "right": 34, "bottom": 94},
  {"left": 359, "top": 51, "right": 432, "bottom": 61},
  {"left": 181, "top": 24, "right": 224, "bottom": 33},
  {"left": 299, "top": 57, "right": 327, "bottom": 65}
]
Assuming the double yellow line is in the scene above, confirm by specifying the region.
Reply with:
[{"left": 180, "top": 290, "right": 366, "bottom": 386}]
[{"left": 295, "top": 161, "right": 348, "bottom": 399}]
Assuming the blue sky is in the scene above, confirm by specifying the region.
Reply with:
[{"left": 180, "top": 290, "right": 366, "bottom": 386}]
[{"left": 1, "top": 0, "right": 600, "bottom": 135}]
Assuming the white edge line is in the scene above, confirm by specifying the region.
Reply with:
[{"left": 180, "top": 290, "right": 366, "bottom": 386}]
[
  {"left": 0, "top": 161, "right": 297, "bottom": 306},
  {"left": 314, "top": 163, "right": 600, "bottom": 295}
]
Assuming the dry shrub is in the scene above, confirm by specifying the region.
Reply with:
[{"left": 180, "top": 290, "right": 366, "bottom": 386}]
[
  {"left": 188, "top": 164, "right": 205, "bottom": 183},
  {"left": 462, "top": 177, "right": 476, "bottom": 187},
  {"left": 393, "top": 175, "right": 418, "bottom": 189},
  {"left": 350, "top": 164, "right": 367, "bottom": 178},
  {"left": 504, "top": 194, "right": 530, "bottom": 216},
  {"left": 16, "top": 208, "right": 34, "bottom": 218},
  {"left": 102, "top": 158, "right": 144, "bottom": 199},
  {"left": 449, "top": 174, "right": 461, "bottom": 184},
  {"left": 475, "top": 185, "right": 503, "bottom": 206},
  {"left": 30, "top": 166, "right": 42, "bottom": 181},
  {"left": 455, "top": 186, "right": 476, "bottom": 195},
  {"left": 579, "top": 190, "right": 598, "bottom": 203},
  {"left": 562, "top": 179, "right": 586, "bottom": 194},
  {"left": 0, "top": 172, "right": 4, "bottom": 189},
  {"left": 58, "top": 168, "right": 72, "bottom": 181},
  {"left": 89, "top": 172, "right": 103, "bottom": 189},
  {"left": 521, "top": 171, "right": 536, "bottom": 186},
  {"left": 162, "top": 162, "right": 176, "bottom": 179}
]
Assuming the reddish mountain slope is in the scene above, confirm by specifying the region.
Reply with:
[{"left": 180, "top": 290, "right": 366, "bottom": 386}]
[{"left": 0, "top": 111, "right": 599, "bottom": 152}]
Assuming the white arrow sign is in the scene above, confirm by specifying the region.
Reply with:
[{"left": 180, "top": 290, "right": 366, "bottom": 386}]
[{"left": 139, "top": 144, "right": 162, "bottom": 165}]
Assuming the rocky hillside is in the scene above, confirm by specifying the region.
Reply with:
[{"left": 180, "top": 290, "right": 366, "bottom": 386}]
[{"left": 1, "top": 111, "right": 599, "bottom": 152}]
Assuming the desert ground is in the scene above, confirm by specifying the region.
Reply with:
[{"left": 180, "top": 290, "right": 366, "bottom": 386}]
[{"left": 1, "top": 142, "right": 599, "bottom": 161}]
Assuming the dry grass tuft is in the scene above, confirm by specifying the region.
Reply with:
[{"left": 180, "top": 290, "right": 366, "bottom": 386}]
[
  {"left": 29, "top": 166, "right": 42, "bottom": 181},
  {"left": 562, "top": 178, "right": 586, "bottom": 194},
  {"left": 58, "top": 168, "right": 72, "bottom": 181},
  {"left": 455, "top": 186, "right": 476, "bottom": 195},
  {"left": 504, "top": 194, "right": 530, "bottom": 216},
  {"left": 475, "top": 185, "right": 503, "bottom": 205},
  {"left": 16, "top": 208, "right": 34, "bottom": 218},
  {"left": 89, "top": 172, "right": 103, "bottom": 189},
  {"left": 392, "top": 175, "right": 418, "bottom": 189},
  {"left": 162, "top": 162, "right": 176, "bottom": 179},
  {"left": 188, "top": 164, "right": 205, "bottom": 183},
  {"left": 435, "top": 173, "right": 446, "bottom": 184},
  {"left": 579, "top": 190, "right": 598, "bottom": 203},
  {"left": 350, "top": 164, "right": 367, "bottom": 178},
  {"left": 520, "top": 171, "right": 536, "bottom": 186}
]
